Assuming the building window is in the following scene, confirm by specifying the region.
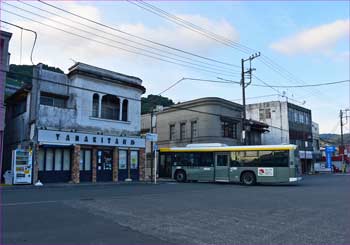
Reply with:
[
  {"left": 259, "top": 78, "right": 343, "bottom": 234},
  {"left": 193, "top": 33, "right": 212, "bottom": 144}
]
[
  {"left": 294, "top": 111, "right": 299, "bottom": 122},
  {"left": 130, "top": 151, "right": 138, "bottom": 169},
  {"left": 63, "top": 149, "right": 71, "bottom": 170},
  {"left": 38, "top": 148, "right": 71, "bottom": 172},
  {"left": 299, "top": 113, "right": 304, "bottom": 124},
  {"left": 101, "top": 95, "right": 120, "bottom": 120},
  {"left": 180, "top": 122, "right": 186, "bottom": 140},
  {"left": 170, "top": 124, "right": 176, "bottom": 140},
  {"left": 45, "top": 149, "right": 54, "bottom": 171},
  {"left": 92, "top": 93, "right": 99, "bottom": 117},
  {"left": 119, "top": 150, "right": 127, "bottom": 170},
  {"left": 221, "top": 120, "right": 237, "bottom": 139},
  {"left": 122, "top": 99, "right": 128, "bottom": 121},
  {"left": 80, "top": 149, "right": 92, "bottom": 171},
  {"left": 191, "top": 121, "right": 198, "bottom": 139},
  {"left": 259, "top": 108, "right": 271, "bottom": 120},
  {"left": 54, "top": 149, "right": 62, "bottom": 171},
  {"left": 40, "top": 94, "right": 66, "bottom": 108}
]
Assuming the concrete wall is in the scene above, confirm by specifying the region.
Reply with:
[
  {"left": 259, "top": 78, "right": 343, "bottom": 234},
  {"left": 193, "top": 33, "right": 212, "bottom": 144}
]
[
  {"left": 246, "top": 101, "right": 290, "bottom": 145},
  {"left": 38, "top": 105, "right": 77, "bottom": 129},
  {"left": 40, "top": 70, "right": 69, "bottom": 96}
]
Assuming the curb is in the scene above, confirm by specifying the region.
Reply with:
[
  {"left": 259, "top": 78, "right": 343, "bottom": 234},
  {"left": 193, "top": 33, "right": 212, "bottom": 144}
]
[{"left": 0, "top": 179, "right": 175, "bottom": 191}]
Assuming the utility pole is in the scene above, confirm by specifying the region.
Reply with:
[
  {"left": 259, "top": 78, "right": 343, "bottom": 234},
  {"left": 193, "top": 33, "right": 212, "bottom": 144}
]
[
  {"left": 241, "top": 52, "right": 260, "bottom": 145},
  {"left": 340, "top": 110, "right": 344, "bottom": 147},
  {"left": 150, "top": 110, "right": 154, "bottom": 180},
  {"left": 340, "top": 109, "right": 345, "bottom": 172}
]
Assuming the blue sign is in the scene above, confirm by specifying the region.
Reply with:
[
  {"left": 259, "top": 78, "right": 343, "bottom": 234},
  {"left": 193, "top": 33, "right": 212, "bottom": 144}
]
[
  {"left": 325, "top": 146, "right": 336, "bottom": 153},
  {"left": 153, "top": 143, "right": 158, "bottom": 151},
  {"left": 325, "top": 146, "right": 335, "bottom": 168}
]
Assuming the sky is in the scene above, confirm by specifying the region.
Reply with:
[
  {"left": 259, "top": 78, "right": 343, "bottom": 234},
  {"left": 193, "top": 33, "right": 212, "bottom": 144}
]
[{"left": 1, "top": 0, "right": 349, "bottom": 134}]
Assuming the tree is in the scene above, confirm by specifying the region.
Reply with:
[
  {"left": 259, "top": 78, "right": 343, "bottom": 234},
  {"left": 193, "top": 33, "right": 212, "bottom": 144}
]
[
  {"left": 8, "top": 64, "right": 64, "bottom": 83},
  {"left": 141, "top": 94, "right": 174, "bottom": 114}
]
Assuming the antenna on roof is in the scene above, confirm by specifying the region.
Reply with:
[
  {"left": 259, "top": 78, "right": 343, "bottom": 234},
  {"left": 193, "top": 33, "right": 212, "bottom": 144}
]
[{"left": 69, "top": 58, "right": 77, "bottom": 64}]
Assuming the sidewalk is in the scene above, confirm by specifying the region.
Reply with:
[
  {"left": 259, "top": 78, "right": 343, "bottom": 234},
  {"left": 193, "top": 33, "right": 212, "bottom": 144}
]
[{"left": 0, "top": 178, "right": 175, "bottom": 190}]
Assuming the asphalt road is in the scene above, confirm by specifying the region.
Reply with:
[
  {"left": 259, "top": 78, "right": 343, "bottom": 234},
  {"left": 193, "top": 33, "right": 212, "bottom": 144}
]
[{"left": 2, "top": 174, "right": 350, "bottom": 244}]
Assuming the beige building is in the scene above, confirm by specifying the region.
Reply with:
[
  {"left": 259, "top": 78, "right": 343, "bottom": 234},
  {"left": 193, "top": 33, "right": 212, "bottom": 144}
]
[{"left": 141, "top": 97, "right": 268, "bottom": 178}]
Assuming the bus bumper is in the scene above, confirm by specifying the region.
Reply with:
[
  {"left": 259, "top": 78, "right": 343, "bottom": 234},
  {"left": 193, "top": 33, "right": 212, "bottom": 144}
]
[{"left": 289, "top": 177, "right": 302, "bottom": 182}]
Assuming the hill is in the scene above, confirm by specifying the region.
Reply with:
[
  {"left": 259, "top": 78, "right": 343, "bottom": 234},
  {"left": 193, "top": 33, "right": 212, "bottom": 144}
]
[
  {"left": 320, "top": 133, "right": 350, "bottom": 146},
  {"left": 141, "top": 94, "right": 174, "bottom": 114}
]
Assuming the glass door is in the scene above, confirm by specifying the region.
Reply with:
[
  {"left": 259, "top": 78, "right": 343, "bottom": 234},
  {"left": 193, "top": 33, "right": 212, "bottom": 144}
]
[{"left": 215, "top": 153, "right": 229, "bottom": 182}]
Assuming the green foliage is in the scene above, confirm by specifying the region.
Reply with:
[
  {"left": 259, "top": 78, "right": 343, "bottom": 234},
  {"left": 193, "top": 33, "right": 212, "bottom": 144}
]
[
  {"left": 141, "top": 94, "right": 174, "bottom": 114},
  {"left": 8, "top": 64, "right": 64, "bottom": 84}
]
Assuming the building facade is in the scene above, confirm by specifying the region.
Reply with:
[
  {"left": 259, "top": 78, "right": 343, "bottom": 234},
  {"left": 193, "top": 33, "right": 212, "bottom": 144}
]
[
  {"left": 246, "top": 101, "right": 314, "bottom": 174},
  {"left": 3, "top": 62, "right": 146, "bottom": 183},
  {"left": 141, "top": 97, "right": 268, "bottom": 178},
  {"left": 312, "top": 122, "right": 321, "bottom": 162},
  {"left": 0, "top": 31, "right": 12, "bottom": 181}
]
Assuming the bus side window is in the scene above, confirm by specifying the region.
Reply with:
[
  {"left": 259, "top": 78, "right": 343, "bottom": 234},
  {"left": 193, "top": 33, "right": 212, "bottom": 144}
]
[
  {"left": 230, "top": 152, "right": 240, "bottom": 167},
  {"left": 241, "top": 151, "right": 259, "bottom": 167},
  {"left": 259, "top": 151, "right": 274, "bottom": 166},
  {"left": 273, "top": 151, "right": 289, "bottom": 167},
  {"left": 173, "top": 152, "right": 183, "bottom": 166},
  {"left": 199, "top": 152, "right": 214, "bottom": 167}
]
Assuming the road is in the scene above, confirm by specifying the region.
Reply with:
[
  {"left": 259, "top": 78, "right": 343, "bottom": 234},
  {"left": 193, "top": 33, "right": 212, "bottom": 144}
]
[{"left": 2, "top": 174, "right": 350, "bottom": 244}]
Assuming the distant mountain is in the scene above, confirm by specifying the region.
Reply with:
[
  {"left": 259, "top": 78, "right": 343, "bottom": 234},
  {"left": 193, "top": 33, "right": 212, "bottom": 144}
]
[{"left": 320, "top": 133, "right": 350, "bottom": 146}]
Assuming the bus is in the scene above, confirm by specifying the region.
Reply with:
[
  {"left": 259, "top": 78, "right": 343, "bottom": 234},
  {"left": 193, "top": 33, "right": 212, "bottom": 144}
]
[{"left": 158, "top": 143, "right": 302, "bottom": 185}]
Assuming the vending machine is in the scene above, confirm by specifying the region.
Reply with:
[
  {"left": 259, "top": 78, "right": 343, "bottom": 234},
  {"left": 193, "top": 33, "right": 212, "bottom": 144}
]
[{"left": 12, "top": 149, "right": 33, "bottom": 184}]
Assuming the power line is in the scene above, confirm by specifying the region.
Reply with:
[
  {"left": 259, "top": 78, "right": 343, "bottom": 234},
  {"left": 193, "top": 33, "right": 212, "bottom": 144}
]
[
  {"left": 2, "top": 3, "right": 238, "bottom": 77},
  {"left": 37, "top": 0, "right": 329, "bottom": 102},
  {"left": 37, "top": 0, "right": 240, "bottom": 69},
  {"left": 0, "top": 20, "right": 37, "bottom": 65},
  {"left": 1, "top": 8, "right": 238, "bottom": 78},
  {"left": 15, "top": 0, "right": 240, "bottom": 75},
  {"left": 253, "top": 79, "right": 350, "bottom": 88},
  {"left": 130, "top": 1, "right": 331, "bottom": 100},
  {"left": 156, "top": 77, "right": 241, "bottom": 95}
]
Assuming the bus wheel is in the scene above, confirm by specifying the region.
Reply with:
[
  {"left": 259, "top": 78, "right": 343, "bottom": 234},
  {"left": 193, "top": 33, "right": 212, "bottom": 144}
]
[
  {"left": 241, "top": 172, "right": 256, "bottom": 186},
  {"left": 175, "top": 170, "right": 186, "bottom": 182}
]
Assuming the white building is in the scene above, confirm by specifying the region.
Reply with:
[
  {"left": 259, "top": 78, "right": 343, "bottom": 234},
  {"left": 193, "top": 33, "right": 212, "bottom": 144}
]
[
  {"left": 246, "top": 101, "right": 314, "bottom": 174},
  {"left": 4, "top": 62, "right": 146, "bottom": 183}
]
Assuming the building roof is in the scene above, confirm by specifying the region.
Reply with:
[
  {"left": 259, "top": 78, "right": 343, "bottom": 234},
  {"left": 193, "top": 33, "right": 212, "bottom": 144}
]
[
  {"left": 67, "top": 62, "right": 146, "bottom": 93},
  {"left": 5, "top": 83, "right": 32, "bottom": 104},
  {"left": 159, "top": 97, "right": 243, "bottom": 113}
]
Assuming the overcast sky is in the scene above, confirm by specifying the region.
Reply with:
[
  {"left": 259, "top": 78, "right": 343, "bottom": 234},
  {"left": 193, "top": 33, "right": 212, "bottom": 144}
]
[{"left": 1, "top": 1, "right": 349, "bottom": 134}]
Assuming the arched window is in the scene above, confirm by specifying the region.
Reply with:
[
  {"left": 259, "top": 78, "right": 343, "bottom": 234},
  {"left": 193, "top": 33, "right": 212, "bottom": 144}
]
[
  {"left": 92, "top": 93, "right": 99, "bottom": 117},
  {"left": 101, "top": 95, "right": 120, "bottom": 120},
  {"left": 122, "top": 99, "right": 128, "bottom": 121}
]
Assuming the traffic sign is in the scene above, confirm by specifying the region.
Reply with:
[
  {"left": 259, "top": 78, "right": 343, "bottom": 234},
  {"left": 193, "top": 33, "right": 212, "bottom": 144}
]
[{"left": 146, "top": 133, "right": 158, "bottom": 142}]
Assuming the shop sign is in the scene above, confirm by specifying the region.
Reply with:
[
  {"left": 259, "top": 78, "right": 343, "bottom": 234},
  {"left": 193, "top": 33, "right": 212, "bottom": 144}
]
[
  {"left": 299, "top": 151, "right": 313, "bottom": 159},
  {"left": 258, "top": 168, "right": 274, "bottom": 177},
  {"left": 146, "top": 133, "right": 158, "bottom": 142},
  {"left": 38, "top": 129, "right": 145, "bottom": 148}
]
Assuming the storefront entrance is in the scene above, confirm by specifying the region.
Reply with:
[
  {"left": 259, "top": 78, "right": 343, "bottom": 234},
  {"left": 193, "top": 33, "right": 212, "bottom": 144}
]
[
  {"left": 118, "top": 150, "right": 140, "bottom": 181},
  {"left": 80, "top": 149, "right": 92, "bottom": 182},
  {"left": 38, "top": 147, "right": 71, "bottom": 183},
  {"left": 96, "top": 150, "right": 113, "bottom": 182}
]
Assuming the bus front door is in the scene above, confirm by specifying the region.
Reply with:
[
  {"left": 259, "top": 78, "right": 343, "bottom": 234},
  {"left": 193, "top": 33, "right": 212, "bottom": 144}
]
[{"left": 215, "top": 153, "right": 229, "bottom": 182}]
